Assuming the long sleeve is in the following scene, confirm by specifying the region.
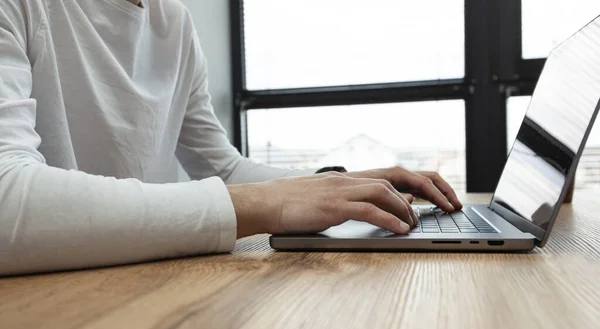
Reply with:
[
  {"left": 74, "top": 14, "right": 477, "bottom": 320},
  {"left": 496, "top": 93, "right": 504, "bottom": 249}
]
[
  {"left": 175, "top": 27, "right": 316, "bottom": 184},
  {"left": 0, "top": 6, "right": 236, "bottom": 276}
]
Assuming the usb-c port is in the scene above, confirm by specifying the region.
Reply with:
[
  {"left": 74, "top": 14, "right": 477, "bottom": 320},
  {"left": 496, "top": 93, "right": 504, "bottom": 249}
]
[{"left": 487, "top": 240, "right": 505, "bottom": 246}]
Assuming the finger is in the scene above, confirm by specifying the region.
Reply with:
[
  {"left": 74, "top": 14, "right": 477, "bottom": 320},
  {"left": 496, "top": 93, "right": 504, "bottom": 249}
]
[
  {"left": 379, "top": 181, "right": 418, "bottom": 227},
  {"left": 417, "top": 172, "right": 463, "bottom": 210},
  {"left": 345, "top": 181, "right": 416, "bottom": 227},
  {"left": 320, "top": 175, "right": 418, "bottom": 227},
  {"left": 402, "top": 193, "right": 419, "bottom": 226},
  {"left": 342, "top": 202, "right": 411, "bottom": 234},
  {"left": 392, "top": 168, "right": 455, "bottom": 212}
]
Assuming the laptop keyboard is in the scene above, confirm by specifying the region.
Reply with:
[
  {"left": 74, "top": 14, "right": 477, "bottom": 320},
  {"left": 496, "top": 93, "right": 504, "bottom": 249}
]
[{"left": 412, "top": 207, "right": 498, "bottom": 234}]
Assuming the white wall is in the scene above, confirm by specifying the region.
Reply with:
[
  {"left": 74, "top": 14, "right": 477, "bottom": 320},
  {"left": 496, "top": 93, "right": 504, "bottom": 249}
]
[{"left": 173, "top": 0, "right": 234, "bottom": 181}]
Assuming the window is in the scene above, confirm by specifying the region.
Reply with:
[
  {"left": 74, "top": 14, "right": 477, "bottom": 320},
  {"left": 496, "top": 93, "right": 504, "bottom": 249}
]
[
  {"left": 522, "top": 0, "right": 600, "bottom": 59},
  {"left": 507, "top": 96, "right": 600, "bottom": 190},
  {"left": 248, "top": 101, "right": 466, "bottom": 191},
  {"left": 232, "top": 0, "right": 590, "bottom": 192},
  {"left": 243, "top": 0, "right": 464, "bottom": 90}
]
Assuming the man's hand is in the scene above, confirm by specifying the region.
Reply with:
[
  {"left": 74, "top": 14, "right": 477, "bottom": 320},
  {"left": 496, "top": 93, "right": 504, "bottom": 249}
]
[
  {"left": 228, "top": 168, "right": 461, "bottom": 239},
  {"left": 228, "top": 172, "right": 416, "bottom": 238},
  {"left": 346, "top": 167, "right": 463, "bottom": 212}
]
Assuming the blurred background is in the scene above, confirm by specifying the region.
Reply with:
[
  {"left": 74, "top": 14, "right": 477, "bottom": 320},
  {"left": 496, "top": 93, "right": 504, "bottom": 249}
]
[{"left": 183, "top": 0, "right": 600, "bottom": 193}]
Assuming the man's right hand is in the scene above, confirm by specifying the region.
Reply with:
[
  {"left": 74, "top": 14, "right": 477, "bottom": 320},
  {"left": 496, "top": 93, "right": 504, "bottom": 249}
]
[{"left": 228, "top": 172, "right": 418, "bottom": 238}]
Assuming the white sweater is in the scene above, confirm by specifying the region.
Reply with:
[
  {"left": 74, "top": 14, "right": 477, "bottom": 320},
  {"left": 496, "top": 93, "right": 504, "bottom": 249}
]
[{"left": 0, "top": 0, "right": 312, "bottom": 276}]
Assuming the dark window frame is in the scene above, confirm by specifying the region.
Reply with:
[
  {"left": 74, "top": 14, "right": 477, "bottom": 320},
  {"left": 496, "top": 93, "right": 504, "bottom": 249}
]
[{"left": 230, "top": 0, "right": 542, "bottom": 192}]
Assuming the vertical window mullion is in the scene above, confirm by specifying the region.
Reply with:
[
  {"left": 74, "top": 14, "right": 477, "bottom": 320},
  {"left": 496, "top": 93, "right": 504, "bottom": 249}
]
[
  {"left": 230, "top": 0, "right": 247, "bottom": 154},
  {"left": 465, "top": 0, "right": 517, "bottom": 192}
]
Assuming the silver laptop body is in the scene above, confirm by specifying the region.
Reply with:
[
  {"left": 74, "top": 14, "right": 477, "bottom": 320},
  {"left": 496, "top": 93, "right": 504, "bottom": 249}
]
[{"left": 270, "top": 15, "right": 600, "bottom": 252}]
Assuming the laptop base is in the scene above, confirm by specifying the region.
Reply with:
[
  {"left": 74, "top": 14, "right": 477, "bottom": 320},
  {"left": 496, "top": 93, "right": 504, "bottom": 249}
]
[
  {"left": 270, "top": 235, "right": 536, "bottom": 252},
  {"left": 270, "top": 205, "right": 537, "bottom": 252}
]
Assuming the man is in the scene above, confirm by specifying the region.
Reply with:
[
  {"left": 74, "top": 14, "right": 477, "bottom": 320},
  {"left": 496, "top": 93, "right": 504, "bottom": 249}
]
[{"left": 0, "top": 0, "right": 462, "bottom": 276}]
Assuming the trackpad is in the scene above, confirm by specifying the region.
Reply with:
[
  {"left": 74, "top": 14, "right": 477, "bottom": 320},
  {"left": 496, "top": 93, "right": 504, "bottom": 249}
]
[{"left": 319, "top": 220, "right": 397, "bottom": 238}]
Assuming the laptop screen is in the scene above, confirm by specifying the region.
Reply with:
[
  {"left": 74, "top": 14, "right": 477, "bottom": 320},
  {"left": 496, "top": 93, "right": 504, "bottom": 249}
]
[{"left": 491, "top": 16, "right": 600, "bottom": 234}]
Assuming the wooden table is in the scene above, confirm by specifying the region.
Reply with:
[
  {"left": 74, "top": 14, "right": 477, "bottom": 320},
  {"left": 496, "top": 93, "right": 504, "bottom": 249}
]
[{"left": 2, "top": 193, "right": 600, "bottom": 329}]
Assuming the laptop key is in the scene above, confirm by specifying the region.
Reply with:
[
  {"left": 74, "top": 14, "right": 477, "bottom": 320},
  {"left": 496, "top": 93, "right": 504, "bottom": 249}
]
[
  {"left": 423, "top": 228, "right": 440, "bottom": 233},
  {"left": 441, "top": 229, "right": 459, "bottom": 233},
  {"left": 459, "top": 229, "right": 479, "bottom": 233}
]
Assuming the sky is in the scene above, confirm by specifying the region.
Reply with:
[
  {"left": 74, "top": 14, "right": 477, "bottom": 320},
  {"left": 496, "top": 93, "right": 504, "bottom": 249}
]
[
  {"left": 522, "top": 0, "right": 600, "bottom": 59},
  {"left": 247, "top": 100, "right": 466, "bottom": 150},
  {"left": 244, "top": 0, "right": 464, "bottom": 90}
]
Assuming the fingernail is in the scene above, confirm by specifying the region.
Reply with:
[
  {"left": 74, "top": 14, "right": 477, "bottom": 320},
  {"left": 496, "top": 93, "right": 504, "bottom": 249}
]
[{"left": 447, "top": 202, "right": 455, "bottom": 211}]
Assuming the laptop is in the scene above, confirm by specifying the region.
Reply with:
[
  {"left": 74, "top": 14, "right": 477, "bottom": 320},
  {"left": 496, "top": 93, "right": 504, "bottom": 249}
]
[{"left": 270, "top": 15, "right": 600, "bottom": 252}]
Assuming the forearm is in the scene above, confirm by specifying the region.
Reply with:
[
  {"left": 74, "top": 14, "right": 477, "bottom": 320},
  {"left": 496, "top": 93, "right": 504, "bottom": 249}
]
[
  {"left": 176, "top": 141, "right": 316, "bottom": 184},
  {"left": 218, "top": 155, "right": 317, "bottom": 184},
  {"left": 0, "top": 157, "right": 236, "bottom": 276}
]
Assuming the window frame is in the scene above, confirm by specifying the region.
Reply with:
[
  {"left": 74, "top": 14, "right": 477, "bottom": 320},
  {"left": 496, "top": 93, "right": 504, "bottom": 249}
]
[{"left": 230, "top": 0, "right": 541, "bottom": 192}]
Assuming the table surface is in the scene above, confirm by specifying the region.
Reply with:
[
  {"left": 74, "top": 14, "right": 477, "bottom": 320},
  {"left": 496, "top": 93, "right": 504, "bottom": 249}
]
[{"left": 2, "top": 193, "right": 600, "bottom": 329}]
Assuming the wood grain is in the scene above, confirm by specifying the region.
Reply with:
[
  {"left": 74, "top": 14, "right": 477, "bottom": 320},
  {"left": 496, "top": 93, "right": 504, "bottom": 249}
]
[{"left": 2, "top": 193, "right": 600, "bottom": 329}]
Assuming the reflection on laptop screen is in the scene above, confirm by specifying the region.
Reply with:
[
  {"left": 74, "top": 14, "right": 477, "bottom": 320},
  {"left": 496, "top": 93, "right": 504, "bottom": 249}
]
[{"left": 492, "top": 16, "right": 600, "bottom": 231}]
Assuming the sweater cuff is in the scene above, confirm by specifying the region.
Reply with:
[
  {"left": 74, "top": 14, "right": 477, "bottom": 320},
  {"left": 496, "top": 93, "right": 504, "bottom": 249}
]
[{"left": 202, "top": 177, "right": 237, "bottom": 253}]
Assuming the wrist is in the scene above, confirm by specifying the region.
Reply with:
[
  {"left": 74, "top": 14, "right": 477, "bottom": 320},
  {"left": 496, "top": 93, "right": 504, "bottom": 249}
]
[{"left": 227, "top": 183, "right": 273, "bottom": 238}]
